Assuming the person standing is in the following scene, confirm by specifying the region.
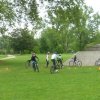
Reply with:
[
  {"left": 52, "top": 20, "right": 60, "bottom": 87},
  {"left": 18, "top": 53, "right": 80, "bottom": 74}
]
[{"left": 46, "top": 52, "right": 50, "bottom": 67}]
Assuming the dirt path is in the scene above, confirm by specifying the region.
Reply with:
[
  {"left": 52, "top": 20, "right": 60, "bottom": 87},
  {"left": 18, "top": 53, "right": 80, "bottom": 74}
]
[{"left": 0, "top": 55, "right": 16, "bottom": 60}]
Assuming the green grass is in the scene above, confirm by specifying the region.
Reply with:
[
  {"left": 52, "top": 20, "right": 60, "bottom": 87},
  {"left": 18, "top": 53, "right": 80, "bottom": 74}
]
[
  {"left": 0, "top": 54, "right": 100, "bottom": 100},
  {"left": 0, "top": 55, "right": 7, "bottom": 59}
]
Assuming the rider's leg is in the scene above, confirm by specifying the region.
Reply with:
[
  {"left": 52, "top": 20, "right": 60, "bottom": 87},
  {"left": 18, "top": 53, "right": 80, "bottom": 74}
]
[
  {"left": 53, "top": 59, "right": 56, "bottom": 70},
  {"left": 46, "top": 59, "right": 49, "bottom": 67},
  {"left": 36, "top": 63, "right": 39, "bottom": 72},
  {"left": 60, "top": 60, "right": 63, "bottom": 68},
  {"left": 51, "top": 59, "right": 56, "bottom": 70},
  {"left": 32, "top": 61, "right": 36, "bottom": 71}
]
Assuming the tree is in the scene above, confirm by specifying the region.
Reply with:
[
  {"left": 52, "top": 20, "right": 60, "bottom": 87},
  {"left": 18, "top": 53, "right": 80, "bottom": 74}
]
[
  {"left": 0, "top": 0, "right": 15, "bottom": 35},
  {"left": 40, "top": 28, "right": 65, "bottom": 53},
  {"left": 0, "top": 35, "right": 12, "bottom": 54},
  {"left": 41, "top": 0, "right": 100, "bottom": 51},
  {"left": 11, "top": 28, "right": 35, "bottom": 54},
  {"left": 0, "top": 0, "right": 42, "bottom": 35},
  {"left": 41, "top": 0, "right": 88, "bottom": 51}
]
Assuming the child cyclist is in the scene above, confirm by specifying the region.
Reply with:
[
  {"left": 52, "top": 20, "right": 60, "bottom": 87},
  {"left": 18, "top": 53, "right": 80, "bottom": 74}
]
[
  {"left": 57, "top": 54, "right": 63, "bottom": 68},
  {"left": 31, "top": 53, "right": 39, "bottom": 72}
]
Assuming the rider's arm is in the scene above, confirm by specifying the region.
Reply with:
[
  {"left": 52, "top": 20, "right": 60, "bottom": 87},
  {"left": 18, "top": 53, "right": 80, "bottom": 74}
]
[
  {"left": 31, "top": 56, "right": 33, "bottom": 61},
  {"left": 36, "top": 56, "right": 39, "bottom": 61}
]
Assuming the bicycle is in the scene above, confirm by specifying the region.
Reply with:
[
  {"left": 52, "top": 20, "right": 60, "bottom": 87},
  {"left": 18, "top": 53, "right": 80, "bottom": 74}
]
[
  {"left": 50, "top": 65, "right": 55, "bottom": 74},
  {"left": 56, "top": 59, "right": 63, "bottom": 69},
  {"left": 25, "top": 60, "right": 39, "bottom": 72},
  {"left": 95, "top": 58, "right": 100, "bottom": 66},
  {"left": 50, "top": 60, "right": 59, "bottom": 74},
  {"left": 32, "top": 61, "right": 39, "bottom": 72},
  {"left": 69, "top": 58, "right": 82, "bottom": 67}
]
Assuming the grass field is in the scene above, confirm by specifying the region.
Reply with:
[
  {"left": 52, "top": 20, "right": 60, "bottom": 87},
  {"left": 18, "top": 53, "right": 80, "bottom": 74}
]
[
  {"left": 0, "top": 54, "right": 100, "bottom": 100},
  {"left": 0, "top": 55, "right": 7, "bottom": 59}
]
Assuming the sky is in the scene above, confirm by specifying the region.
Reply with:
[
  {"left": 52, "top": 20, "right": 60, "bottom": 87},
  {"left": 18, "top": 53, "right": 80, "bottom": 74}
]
[
  {"left": 85, "top": 0, "right": 100, "bottom": 13},
  {"left": 37, "top": 0, "right": 100, "bottom": 19}
]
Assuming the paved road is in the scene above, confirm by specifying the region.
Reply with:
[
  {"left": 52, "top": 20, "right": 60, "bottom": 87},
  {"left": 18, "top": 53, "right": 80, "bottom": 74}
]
[{"left": 63, "top": 51, "right": 100, "bottom": 66}]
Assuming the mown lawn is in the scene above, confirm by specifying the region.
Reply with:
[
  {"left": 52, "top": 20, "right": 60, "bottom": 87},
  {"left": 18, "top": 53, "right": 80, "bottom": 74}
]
[
  {"left": 0, "top": 55, "right": 7, "bottom": 59},
  {"left": 0, "top": 54, "right": 100, "bottom": 100}
]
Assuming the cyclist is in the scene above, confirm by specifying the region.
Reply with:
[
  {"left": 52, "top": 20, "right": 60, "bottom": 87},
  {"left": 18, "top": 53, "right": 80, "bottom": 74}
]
[
  {"left": 51, "top": 52, "right": 58, "bottom": 71},
  {"left": 57, "top": 54, "right": 63, "bottom": 68},
  {"left": 31, "top": 53, "right": 39, "bottom": 72},
  {"left": 73, "top": 54, "right": 77, "bottom": 65}
]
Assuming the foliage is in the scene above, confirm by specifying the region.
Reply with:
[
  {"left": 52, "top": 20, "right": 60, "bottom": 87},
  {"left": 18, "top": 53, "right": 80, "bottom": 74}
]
[
  {"left": 40, "top": 0, "right": 100, "bottom": 52},
  {"left": 11, "top": 28, "right": 35, "bottom": 54},
  {"left": 40, "top": 28, "right": 65, "bottom": 53},
  {"left": 0, "top": 0, "right": 15, "bottom": 22},
  {"left": 0, "top": 0, "right": 41, "bottom": 36},
  {"left": 0, "top": 0, "right": 15, "bottom": 35},
  {"left": 0, "top": 35, "right": 12, "bottom": 54}
]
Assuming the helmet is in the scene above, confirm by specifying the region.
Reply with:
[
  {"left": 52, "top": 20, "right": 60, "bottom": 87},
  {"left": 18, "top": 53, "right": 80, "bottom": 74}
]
[{"left": 54, "top": 52, "right": 57, "bottom": 54}]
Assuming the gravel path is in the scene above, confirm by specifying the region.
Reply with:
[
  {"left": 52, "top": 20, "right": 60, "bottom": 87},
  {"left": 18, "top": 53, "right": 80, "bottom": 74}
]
[{"left": 63, "top": 51, "right": 100, "bottom": 66}]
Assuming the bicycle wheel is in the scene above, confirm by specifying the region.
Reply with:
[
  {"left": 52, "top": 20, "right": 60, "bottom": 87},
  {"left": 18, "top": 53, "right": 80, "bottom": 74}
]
[
  {"left": 35, "top": 63, "right": 39, "bottom": 72},
  {"left": 25, "top": 60, "right": 31, "bottom": 68},
  {"left": 50, "top": 65, "right": 55, "bottom": 74},
  {"left": 77, "top": 61, "right": 82, "bottom": 67},
  {"left": 56, "top": 63, "right": 60, "bottom": 69},
  {"left": 95, "top": 60, "right": 100, "bottom": 66}
]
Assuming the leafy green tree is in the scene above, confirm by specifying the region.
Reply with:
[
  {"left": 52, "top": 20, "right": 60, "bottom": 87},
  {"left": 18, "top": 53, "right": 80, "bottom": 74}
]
[
  {"left": 42, "top": 0, "right": 100, "bottom": 51},
  {"left": 0, "top": 35, "right": 12, "bottom": 54},
  {"left": 41, "top": 0, "right": 87, "bottom": 51},
  {"left": 0, "top": 0, "right": 15, "bottom": 35},
  {"left": 40, "top": 28, "right": 65, "bottom": 53},
  {"left": 11, "top": 28, "right": 35, "bottom": 54},
  {"left": 0, "top": 0, "right": 15, "bottom": 22},
  {"left": 0, "top": 0, "right": 42, "bottom": 35}
]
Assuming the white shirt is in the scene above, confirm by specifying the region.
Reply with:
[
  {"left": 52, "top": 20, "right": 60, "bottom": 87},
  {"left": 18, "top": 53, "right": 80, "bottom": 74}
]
[
  {"left": 46, "top": 54, "right": 49, "bottom": 61},
  {"left": 51, "top": 53, "right": 57, "bottom": 60}
]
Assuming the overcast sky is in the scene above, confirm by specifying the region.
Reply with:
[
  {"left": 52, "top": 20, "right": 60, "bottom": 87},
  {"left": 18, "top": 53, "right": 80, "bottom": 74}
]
[{"left": 85, "top": 0, "right": 100, "bottom": 13}]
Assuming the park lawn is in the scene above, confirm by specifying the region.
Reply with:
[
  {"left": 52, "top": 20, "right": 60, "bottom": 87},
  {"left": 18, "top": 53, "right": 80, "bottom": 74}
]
[
  {"left": 0, "top": 54, "right": 100, "bottom": 100},
  {"left": 0, "top": 55, "right": 7, "bottom": 59}
]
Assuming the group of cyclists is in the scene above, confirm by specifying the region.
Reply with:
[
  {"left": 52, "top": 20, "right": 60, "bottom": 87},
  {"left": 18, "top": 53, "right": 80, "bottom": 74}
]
[
  {"left": 28, "top": 52, "right": 63, "bottom": 73},
  {"left": 27, "top": 52, "right": 79, "bottom": 73}
]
